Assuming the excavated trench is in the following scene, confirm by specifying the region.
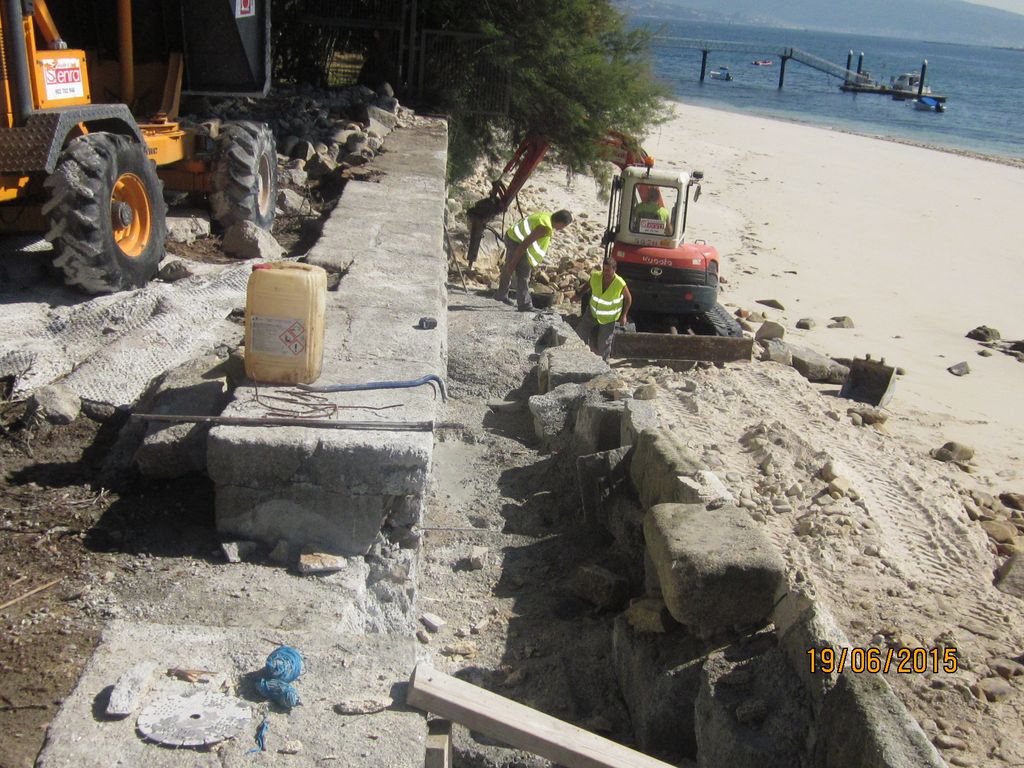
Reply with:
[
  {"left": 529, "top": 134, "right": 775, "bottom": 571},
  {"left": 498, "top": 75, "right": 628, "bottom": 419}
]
[
  {"left": 421, "top": 294, "right": 810, "bottom": 768},
  {"left": 426, "top": 291, "right": 943, "bottom": 768}
]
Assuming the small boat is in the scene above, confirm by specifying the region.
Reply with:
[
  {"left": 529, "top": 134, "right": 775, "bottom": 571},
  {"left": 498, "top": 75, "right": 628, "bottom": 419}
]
[
  {"left": 709, "top": 67, "right": 733, "bottom": 81},
  {"left": 913, "top": 96, "right": 945, "bottom": 113},
  {"left": 751, "top": 59, "right": 773, "bottom": 66},
  {"left": 890, "top": 72, "right": 931, "bottom": 95}
]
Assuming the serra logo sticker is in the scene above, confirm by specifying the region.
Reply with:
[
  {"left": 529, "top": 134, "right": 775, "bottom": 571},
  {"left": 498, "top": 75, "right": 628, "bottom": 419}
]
[{"left": 42, "top": 59, "right": 85, "bottom": 100}]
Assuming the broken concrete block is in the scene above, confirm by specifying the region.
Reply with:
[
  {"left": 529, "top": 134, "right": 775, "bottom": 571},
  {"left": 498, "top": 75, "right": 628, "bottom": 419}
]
[
  {"left": 789, "top": 346, "right": 850, "bottom": 384},
  {"left": 567, "top": 564, "right": 629, "bottom": 610},
  {"left": 528, "top": 383, "right": 600, "bottom": 452},
  {"left": 576, "top": 446, "right": 631, "bottom": 530},
  {"left": 468, "top": 546, "right": 487, "bottom": 571},
  {"left": 996, "top": 553, "right": 1024, "bottom": 599},
  {"left": 759, "top": 339, "right": 793, "bottom": 366},
  {"left": 572, "top": 400, "right": 625, "bottom": 457},
  {"left": 165, "top": 209, "right": 211, "bottom": 245},
  {"left": 221, "top": 540, "right": 258, "bottom": 563},
  {"left": 136, "top": 354, "right": 229, "bottom": 480},
  {"left": 537, "top": 346, "right": 611, "bottom": 394},
  {"left": 755, "top": 321, "right": 785, "bottom": 341},
  {"left": 420, "top": 613, "right": 446, "bottom": 633},
  {"left": 644, "top": 503, "right": 785, "bottom": 636},
  {"left": 816, "top": 671, "right": 946, "bottom": 767},
  {"left": 106, "top": 661, "right": 157, "bottom": 718}
]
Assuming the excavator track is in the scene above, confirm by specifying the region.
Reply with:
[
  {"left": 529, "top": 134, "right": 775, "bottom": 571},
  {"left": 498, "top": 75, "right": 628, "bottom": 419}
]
[{"left": 692, "top": 302, "right": 745, "bottom": 338}]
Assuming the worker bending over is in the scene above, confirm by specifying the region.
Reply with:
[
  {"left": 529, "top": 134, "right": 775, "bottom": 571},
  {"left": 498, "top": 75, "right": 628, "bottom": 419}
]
[
  {"left": 495, "top": 209, "right": 573, "bottom": 311},
  {"left": 576, "top": 255, "right": 632, "bottom": 360}
]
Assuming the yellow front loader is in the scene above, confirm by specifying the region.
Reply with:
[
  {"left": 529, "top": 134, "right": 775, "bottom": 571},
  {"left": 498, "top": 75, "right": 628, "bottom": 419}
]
[{"left": 0, "top": 0, "right": 277, "bottom": 293}]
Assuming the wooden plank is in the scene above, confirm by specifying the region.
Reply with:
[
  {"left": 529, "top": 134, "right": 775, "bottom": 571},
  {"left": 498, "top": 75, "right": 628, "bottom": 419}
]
[
  {"left": 0, "top": 578, "right": 60, "bottom": 611},
  {"left": 425, "top": 719, "right": 452, "bottom": 768},
  {"left": 407, "top": 665, "right": 675, "bottom": 768},
  {"left": 610, "top": 332, "right": 752, "bottom": 363}
]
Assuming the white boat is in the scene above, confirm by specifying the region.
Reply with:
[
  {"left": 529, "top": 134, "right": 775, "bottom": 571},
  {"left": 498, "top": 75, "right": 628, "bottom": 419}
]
[
  {"left": 709, "top": 67, "right": 733, "bottom": 81},
  {"left": 890, "top": 72, "right": 931, "bottom": 95},
  {"left": 914, "top": 96, "right": 945, "bottom": 112}
]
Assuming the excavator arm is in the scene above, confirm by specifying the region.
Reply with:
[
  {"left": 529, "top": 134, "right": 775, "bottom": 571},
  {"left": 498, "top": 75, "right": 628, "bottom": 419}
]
[{"left": 463, "top": 130, "right": 651, "bottom": 264}]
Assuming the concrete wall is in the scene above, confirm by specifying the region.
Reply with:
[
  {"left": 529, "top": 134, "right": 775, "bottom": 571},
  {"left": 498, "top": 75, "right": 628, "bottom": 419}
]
[{"left": 208, "top": 118, "right": 449, "bottom": 558}]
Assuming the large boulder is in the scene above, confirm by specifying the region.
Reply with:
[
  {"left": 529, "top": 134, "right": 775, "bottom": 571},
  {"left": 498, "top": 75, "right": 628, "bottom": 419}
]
[
  {"left": 630, "top": 429, "right": 731, "bottom": 510},
  {"left": 996, "top": 552, "right": 1024, "bottom": 599},
  {"left": 644, "top": 503, "right": 785, "bottom": 636}
]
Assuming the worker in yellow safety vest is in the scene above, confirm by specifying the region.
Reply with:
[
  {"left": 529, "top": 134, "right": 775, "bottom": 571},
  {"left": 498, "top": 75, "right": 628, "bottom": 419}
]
[
  {"left": 495, "top": 209, "right": 573, "bottom": 311},
  {"left": 576, "top": 255, "right": 632, "bottom": 360}
]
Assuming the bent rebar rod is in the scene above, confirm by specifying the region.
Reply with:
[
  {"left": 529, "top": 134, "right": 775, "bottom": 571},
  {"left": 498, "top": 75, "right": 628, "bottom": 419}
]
[{"left": 296, "top": 373, "right": 448, "bottom": 401}]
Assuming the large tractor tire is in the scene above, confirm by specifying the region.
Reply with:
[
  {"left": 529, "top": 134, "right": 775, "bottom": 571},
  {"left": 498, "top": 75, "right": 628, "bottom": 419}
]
[
  {"left": 210, "top": 121, "right": 278, "bottom": 231},
  {"left": 43, "top": 133, "right": 166, "bottom": 294}
]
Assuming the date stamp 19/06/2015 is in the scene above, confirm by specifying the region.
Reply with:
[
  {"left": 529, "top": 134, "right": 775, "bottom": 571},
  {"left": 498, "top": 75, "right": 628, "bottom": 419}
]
[{"left": 807, "top": 646, "right": 959, "bottom": 675}]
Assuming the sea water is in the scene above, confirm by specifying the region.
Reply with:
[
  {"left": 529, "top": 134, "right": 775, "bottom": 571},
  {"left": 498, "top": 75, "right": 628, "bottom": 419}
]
[{"left": 633, "top": 18, "right": 1024, "bottom": 160}]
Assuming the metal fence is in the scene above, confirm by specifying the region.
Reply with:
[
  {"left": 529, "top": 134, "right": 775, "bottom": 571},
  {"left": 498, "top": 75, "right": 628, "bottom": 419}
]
[
  {"left": 294, "top": 1, "right": 509, "bottom": 114},
  {"left": 418, "top": 30, "right": 510, "bottom": 115}
]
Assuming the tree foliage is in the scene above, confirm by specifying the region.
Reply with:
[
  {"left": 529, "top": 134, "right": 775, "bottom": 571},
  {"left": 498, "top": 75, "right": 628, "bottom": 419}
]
[
  {"left": 268, "top": 1, "right": 668, "bottom": 182},
  {"left": 419, "top": 0, "right": 670, "bottom": 182}
]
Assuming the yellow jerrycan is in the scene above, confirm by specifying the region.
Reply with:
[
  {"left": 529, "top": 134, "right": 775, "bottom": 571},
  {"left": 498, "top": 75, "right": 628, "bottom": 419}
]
[{"left": 244, "top": 262, "right": 327, "bottom": 384}]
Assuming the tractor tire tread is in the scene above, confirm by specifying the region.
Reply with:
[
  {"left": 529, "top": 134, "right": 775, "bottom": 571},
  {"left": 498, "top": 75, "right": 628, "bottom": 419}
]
[
  {"left": 210, "top": 121, "right": 278, "bottom": 231},
  {"left": 44, "top": 133, "right": 166, "bottom": 294}
]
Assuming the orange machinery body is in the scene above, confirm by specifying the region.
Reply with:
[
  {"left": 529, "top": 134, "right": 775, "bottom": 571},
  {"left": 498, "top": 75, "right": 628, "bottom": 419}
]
[{"left": 0, "top": 0, "right": 207, "bottom": 208}]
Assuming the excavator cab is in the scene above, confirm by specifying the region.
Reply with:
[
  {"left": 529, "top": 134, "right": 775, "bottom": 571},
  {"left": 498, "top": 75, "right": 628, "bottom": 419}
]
[{"left": 609, "top": 166, "right": 701, "bottom": 249}]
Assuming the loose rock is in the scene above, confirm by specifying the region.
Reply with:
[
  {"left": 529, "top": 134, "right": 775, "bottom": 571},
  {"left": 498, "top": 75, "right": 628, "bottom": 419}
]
[
  {"left": 947, "top": 361, "right": 970, "bottom": 377},
  {"left": 970, "top": 677, "right": 1013, "bottom": 702},
  {"left": 930, "top": 442, "right": 974, "bottom": 463},
  {"left": 966, "top": 326, "right": 1000, "bottom": 342},
  {"left": 796, "top": 318, "right": 816, "bottom": 330},
  {"left": 755, "top": 321, "right": 785, "bottom": 341}
]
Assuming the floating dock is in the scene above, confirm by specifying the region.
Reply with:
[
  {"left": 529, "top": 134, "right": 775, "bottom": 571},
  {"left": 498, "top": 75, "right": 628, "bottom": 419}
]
[{"left": 839, "top": 82, "right": 947, "bottom": 103}]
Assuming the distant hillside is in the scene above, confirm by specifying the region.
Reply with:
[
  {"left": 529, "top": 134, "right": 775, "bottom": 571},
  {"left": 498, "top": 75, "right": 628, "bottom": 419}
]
[{"left": 618, "top": 0, "right": 1024, "bottom": 46}]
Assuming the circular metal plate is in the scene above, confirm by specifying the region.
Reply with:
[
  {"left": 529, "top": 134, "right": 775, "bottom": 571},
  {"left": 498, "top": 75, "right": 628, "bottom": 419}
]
[{"left": 137, "top": 690, "right": 251, "bottom": 747}]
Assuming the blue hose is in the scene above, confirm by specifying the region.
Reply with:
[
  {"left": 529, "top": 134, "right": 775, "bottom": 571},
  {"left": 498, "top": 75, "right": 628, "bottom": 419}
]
[{"left": 297, "top": 374, "right": 447, "bottom": 402}]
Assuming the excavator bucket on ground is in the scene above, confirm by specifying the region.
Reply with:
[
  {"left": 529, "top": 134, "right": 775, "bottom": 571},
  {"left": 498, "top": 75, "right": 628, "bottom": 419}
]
[
  {"left": 610, "top": 331, "right": 753, "bottom": 364},
  {"left": 840, "top": 356, "right": 897, "bottom": 407}
]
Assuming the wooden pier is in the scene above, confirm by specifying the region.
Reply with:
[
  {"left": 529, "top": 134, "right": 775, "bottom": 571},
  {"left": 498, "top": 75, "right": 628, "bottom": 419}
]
[{"left": 658, "top": 37, "right": 946, "bottom": 103}]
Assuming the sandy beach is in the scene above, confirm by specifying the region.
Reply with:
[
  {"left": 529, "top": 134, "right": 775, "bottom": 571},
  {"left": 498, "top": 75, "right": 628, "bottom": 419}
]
[
  {"left": 506, "top": 100, "right": 1024, "bottom": 494},
  {"left": 457, "top": 100, "right": 1024, "bottom": 765}
]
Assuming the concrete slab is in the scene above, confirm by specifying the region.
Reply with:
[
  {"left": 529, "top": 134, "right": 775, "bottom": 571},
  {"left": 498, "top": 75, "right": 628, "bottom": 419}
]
[
  {"left": 208, "top": 118, "right": 449, "bottom": 560},
  {"left": 38, "top": 621, "right": 425, "bottom": 767}
]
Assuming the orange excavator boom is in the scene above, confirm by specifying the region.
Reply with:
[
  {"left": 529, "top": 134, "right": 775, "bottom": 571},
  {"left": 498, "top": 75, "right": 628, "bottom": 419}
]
[{"left": 464, "top": 129, "right": 650, "bottom": 264}]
